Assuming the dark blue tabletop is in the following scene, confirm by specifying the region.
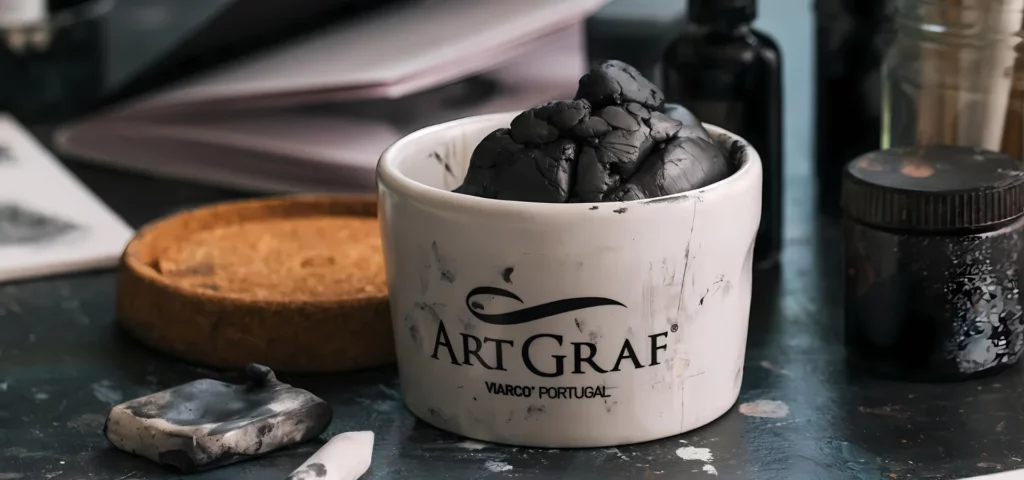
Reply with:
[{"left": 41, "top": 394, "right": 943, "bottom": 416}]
[{"left": 1, "top": 1, "right": 1020, "bottom": 479}]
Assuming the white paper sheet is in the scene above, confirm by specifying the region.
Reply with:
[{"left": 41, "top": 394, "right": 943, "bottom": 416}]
[{"left": 962, "top": 470, "right": 1024, "bottom": 479}]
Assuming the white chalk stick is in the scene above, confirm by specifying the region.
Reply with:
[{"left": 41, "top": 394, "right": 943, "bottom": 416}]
[{"left": 286, "top": 431, "right": 375, "bottom": 480}]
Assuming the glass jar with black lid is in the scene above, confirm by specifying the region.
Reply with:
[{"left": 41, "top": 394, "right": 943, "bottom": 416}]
[{"left": 843, "top": 146, "right": 1024, "bottom": 381}]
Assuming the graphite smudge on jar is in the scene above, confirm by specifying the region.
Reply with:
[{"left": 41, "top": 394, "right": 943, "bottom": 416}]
[{"left": 842, "top": 146, "right": 1024, "bottom": 381}]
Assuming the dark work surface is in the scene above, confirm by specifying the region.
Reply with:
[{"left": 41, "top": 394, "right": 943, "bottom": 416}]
[
  {"left": 1, "top": 3, "right": 1018, "bottom": 480},
  {"left": 6, "top": 162, "right": 1022, "bottom": 480}
]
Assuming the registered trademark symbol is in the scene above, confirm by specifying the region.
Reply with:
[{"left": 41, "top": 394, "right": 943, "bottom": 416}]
[{"left": 671, "top": 324, "right": 678, "bottom": 333}]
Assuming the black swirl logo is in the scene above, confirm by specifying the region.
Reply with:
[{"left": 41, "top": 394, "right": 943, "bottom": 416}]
[{"left": 466, "top": 286, "right": 625, "bottom": 325}]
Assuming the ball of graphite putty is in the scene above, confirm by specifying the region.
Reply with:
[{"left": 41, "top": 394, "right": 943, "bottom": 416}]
[{"left": 454, "top": 60, "right": 732, "bottom": 203}]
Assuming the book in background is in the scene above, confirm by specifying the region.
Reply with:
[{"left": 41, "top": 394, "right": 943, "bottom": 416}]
[{"left": 55, "top": 0, "right": 607, "bottom": 194}]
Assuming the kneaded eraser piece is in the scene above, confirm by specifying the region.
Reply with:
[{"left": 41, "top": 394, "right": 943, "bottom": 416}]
[
  {"left": 104, "top": 364, "right": 332, "bottom": 472},
  {"left": 286, "top": 431, "right": 374, "bottom": 480}
]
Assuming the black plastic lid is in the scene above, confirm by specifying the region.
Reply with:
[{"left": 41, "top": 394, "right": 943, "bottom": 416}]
[
  {"left": 842, "top": 146, "right": 1024, "bottom": 232},
  {"left": 689, "top": 0, "right": 756, "bottom": 24}
]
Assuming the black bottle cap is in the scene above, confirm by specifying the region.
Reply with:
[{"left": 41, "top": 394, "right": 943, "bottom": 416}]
[
  {"left": 842, "top": 146, "right": 1024, "bottom": 232},
  {"left": 689, "top": 0, "right": 757, "bottom": 24}
]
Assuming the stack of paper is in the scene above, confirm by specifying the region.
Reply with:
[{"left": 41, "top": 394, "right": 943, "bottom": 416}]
[{"left": 56, "top": 0, "right": 607, "bottom": 193}]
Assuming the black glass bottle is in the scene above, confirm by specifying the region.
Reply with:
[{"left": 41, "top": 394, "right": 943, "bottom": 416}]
[
  {"left": 814, "top": 0, "right": 895, "bottom": 216},
  {"left": 661, "top": 0, "right": 782, "bottom": 267}
]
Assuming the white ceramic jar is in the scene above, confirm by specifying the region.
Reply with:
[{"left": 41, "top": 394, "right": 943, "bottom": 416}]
[{"left": 376, "top": 112, "right": 761, "bottom": 448}]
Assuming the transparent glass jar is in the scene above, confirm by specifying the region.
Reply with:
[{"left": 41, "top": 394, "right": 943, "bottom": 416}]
[{"left": 881, "top": 0, "right": 1024, "bottom": 154}]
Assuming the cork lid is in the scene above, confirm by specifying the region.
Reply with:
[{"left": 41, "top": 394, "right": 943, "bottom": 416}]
[
  {"left": 117, "top": 195, "right": 394, "bottom": 373},
  {"left": 842, "top": 146, "right": 1024, "bottom": 232}
]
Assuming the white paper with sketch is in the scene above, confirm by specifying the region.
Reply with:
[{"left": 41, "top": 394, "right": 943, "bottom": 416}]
[{"left": 0, "top": 114, "right": 133, "bottom": 283}]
